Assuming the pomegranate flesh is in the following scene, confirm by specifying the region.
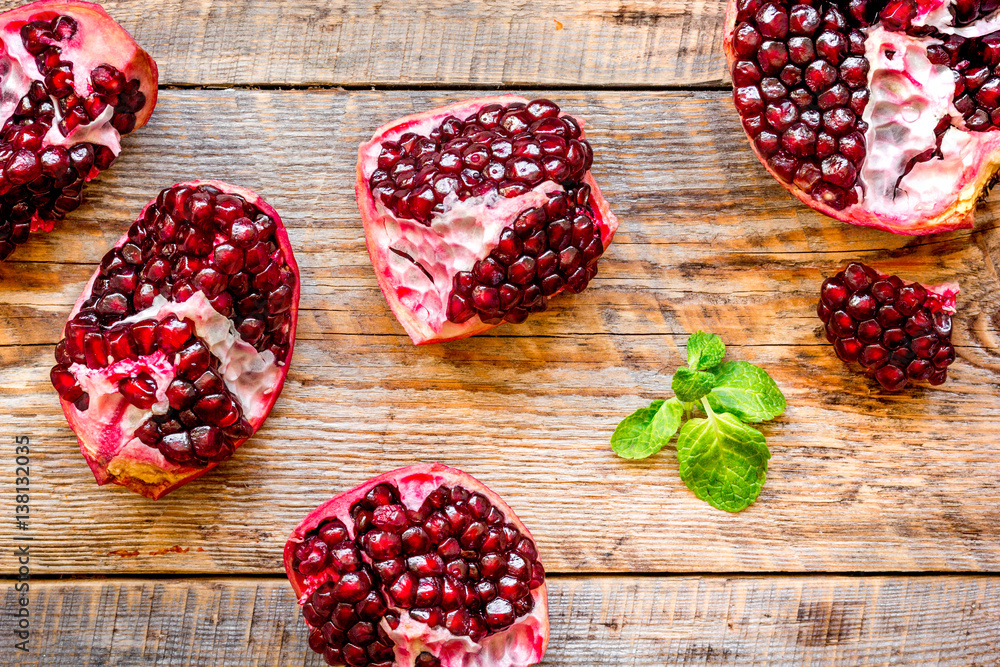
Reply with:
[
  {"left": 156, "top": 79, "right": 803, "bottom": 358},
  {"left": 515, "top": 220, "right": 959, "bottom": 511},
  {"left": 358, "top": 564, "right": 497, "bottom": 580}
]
[
  {"left": 356, "top": 96, "right": 619, "bottom": 344},
  {"left": 50, "top": 181, "right": 299, "bottom": 499},
  {"left": 284, "top": 464, "right": 549, "bottom": 667},
  {"left": 725, "top": 0, "right": 1000, "bottom": 234},
  {"left": 0, "top": 0, "right": 157, "bottom": 260},
  {"left": 818, "top": 261, "right": 958, "bottom": 389}
]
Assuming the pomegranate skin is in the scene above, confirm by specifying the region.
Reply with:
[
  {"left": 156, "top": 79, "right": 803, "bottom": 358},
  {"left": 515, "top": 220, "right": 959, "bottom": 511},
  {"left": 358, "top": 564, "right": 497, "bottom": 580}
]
[
  {"left": 56, "top": 180, "right": 299, "bottom": 500},
  {"left": 723, "top": 0, "right": 1000, "bottom": 235},
  {"left": 0, "top": 0, "right": 158, "bottom": 254},
  {"left": 356, "top": 95, "right": 619, "bottom": 344},
  {"left": 285, "top": 463, "right": 550, "bottom": 667}
]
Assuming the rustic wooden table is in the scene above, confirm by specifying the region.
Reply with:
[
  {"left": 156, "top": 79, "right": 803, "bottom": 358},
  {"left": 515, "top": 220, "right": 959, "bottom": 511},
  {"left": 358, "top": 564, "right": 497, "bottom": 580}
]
[{"left": 1, "top": 0, "right": 999, "bottom": 664}]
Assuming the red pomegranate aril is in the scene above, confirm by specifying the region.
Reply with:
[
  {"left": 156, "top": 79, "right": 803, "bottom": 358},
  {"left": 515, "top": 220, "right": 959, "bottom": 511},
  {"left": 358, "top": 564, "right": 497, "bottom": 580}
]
[
  {"left": 733, "top": 60, "right": 761, "bottom": 86},
  {"left": 818, "top": 263, "right": 958, "bottom": 390},
  {"left": 875, "top": 364, "right": 907, "bottom": 390},
  {"left": 789, "top": 4, "right": 820, "bottom": 34},
  {"left": 118, "top": 372, "right": 157, "bottom": 409},
  {"left": 834, "top": 336, "right": 862, "bottom": 362},
  {"left": 895, "top": 283, "right": 926, "bottom": 315},
  {"left": 787, "top": 36, "right": 815, "bottom": 64},
  {"left": 155, "top": 316, "right": 193, "bottom": 353},
  {"left": 759, "top": 39, "right": 791, "bottom": 73},
  {"left": 859, "top": 344, "right": 889, "bottom": 369}
]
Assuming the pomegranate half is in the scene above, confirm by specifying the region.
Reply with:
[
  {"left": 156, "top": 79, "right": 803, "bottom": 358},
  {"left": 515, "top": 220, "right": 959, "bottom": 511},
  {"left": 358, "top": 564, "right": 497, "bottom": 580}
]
[
  {"left": 725, "top": 0, "right": 1000, "bottom": 234},
  {"left": 0, "top": 0, "right": 157, "bottom": 260},
  {"left": 50, "top": 181, "right": 299, "bottom": 499},
  {"left": 284, "top": 464, "right": 549, "bottom": 667},
  {"left": 356, "top": 96, "right": 619, "bottom": 344}
]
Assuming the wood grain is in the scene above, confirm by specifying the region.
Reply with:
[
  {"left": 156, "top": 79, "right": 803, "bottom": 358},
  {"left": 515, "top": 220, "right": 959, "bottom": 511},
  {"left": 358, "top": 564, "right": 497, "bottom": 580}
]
[
  {"left": 2, "top": 576, "right": 998, "bottom": 665},
  {"left": 1, "top": 90, "right": 999, "bottom": 576},
  {"left": 0, "top": 0, "right": 730, "bottom": 88}
]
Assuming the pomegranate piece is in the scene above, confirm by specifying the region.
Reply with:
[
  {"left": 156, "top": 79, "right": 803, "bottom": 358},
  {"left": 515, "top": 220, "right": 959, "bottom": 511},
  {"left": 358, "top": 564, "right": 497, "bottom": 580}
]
[
  {"left": 818, "top": 261, "right": 958, "bottom": 390},
  {"left": 356, "top": 96, "right": 619, "bottom": 344},
  {"left": 285, "top": 464, "right": 549, "bottom": 667},
  {"left": 0, "top": 0, "right": 157, "bottom": 261},
  {"left": 725, "top": 0, "right": 1000, "bottom": 234},
  {"left": 51, "top": 180, "right": 299, "bottom": 499}
]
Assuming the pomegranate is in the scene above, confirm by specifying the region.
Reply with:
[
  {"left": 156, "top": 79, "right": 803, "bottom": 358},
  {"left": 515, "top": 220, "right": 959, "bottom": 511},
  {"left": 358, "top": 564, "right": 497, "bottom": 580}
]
[
  {"left": 0, "top": 0, "right": 157, "bottom": 260},
  {"left": 724, "top": 0, "right": 1000, "bottom": 234},
  {"left": 50, "top": 181, "right": 299, "bottom": 499},
  {"left": 356, "top": 96, "right": 619, "bottom": 344},
  {"left": 818, "top": 261, "right": 958, "bottom": 389},
  {"left": 285, "top": 464, "right": 549, "bottom": 667}
]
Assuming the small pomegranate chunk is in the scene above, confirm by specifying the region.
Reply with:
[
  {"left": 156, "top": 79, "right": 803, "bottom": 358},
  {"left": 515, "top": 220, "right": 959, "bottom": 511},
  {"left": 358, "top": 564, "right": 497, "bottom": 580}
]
[
  {"left": 356, "top": 96, "right": 619, "bottom": 344},
  {"left": 285, "top": 464, "right": 549, "bottom": 667},
  {"left": 725, "top": 0, "right": 1000, "bottom": 234},
  {"left": 818, "top": 262, "right": 958, "bottom": 390},
  {"left": 51, "top": 181, "right": 300, "bottom": 499},
  {"left": 0, "top": 0, "right": 158, "bottom": 261}
]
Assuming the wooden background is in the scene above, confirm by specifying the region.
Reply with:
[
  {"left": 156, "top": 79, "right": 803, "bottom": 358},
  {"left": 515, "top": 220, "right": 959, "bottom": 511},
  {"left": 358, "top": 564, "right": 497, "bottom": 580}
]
[{"left": 2, "top": 0, "right": 999, "bottom": 664}]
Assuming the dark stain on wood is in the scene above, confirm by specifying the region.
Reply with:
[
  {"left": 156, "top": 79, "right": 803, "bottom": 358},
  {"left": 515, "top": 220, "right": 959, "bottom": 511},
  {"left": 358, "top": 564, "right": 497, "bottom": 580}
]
[
  {"left": 795, "top": 599, "right": 863, "bottom": 646},
  {"left": 610, "top": 7, "right": 673, "bottom": 27}
]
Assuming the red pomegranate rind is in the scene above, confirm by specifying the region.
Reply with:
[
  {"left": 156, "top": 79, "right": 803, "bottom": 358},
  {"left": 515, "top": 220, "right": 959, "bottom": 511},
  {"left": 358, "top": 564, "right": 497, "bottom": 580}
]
[
  {"left": 0, "top": 0, "right": 157, "bottom": 258},
  {"left": 53, "top": 180, "right": 299, "bottom": 499},
  {"left": 285, "top": 463, "right": 549, "bottom": 667},
  {"left": 356, "top": 95, "right": 618, "bottom": 344},
  {"left": 723, "top": 0, "right": 1000, "bottom": 235},
  {"left": 818, "top": 261, "right": 958, "bottom": 390}
]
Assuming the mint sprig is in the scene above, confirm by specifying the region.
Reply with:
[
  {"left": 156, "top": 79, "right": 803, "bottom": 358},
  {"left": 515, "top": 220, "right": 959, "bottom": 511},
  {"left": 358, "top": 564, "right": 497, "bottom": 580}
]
[{"left": 609, "top": 332, "right": 786, "bottom": 512}]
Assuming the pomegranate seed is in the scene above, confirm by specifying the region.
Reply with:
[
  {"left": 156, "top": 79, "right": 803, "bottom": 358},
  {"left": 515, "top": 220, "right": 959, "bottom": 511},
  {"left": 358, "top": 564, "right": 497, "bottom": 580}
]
[
  {"left": 156, "top": 316, "right": 193, "bottom": 353},
  {"left": 119, "top": 373, "right": 158, "bottom": 409}
]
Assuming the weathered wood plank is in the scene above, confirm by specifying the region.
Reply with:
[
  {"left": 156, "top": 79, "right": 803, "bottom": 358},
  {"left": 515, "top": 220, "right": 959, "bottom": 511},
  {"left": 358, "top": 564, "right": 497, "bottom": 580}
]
[
  {"left": 2, "top": 576, "right": 998, "bottom": 665},
  {"left": 2, "top": 90, "right": 999, "bottom": 575},
  {"left": 0, "top": 0, "right": 731, "bottom": 88}
]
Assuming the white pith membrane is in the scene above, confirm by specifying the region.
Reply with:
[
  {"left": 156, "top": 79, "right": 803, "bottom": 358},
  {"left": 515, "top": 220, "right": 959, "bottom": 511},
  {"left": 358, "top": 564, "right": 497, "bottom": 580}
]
[
  {"left": 367, "top": 177, "right": 561, "bottom": 338},
  {"left": 66, "top": 291, "right": 281, "bottom": 487},
  {"left": 287, "top": 465, "right": 549, "bottom": 667},
  {"left": 829, "top": 6, "right": 1000, "bottom": 230}
]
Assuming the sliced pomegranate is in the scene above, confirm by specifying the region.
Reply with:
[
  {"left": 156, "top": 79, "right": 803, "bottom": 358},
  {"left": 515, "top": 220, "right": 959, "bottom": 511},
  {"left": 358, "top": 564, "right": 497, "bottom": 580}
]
[
  {"left": 356, "top": 96, "right": 619, "bottom": 344},
  {"left": 285, "top": 464, "right": 549, "bottom": 667},
  {"left": 50, "top": 180, "right": 299, "bottom": 499},
  {"left": 725, "top": 0, "right": 1000, "bottom": 234},
  {"left": 818, "top": 261, "right": 958, "bottom": 389},
  {"left": 0, "top": 0, "right": 157, "bottom": 260}
]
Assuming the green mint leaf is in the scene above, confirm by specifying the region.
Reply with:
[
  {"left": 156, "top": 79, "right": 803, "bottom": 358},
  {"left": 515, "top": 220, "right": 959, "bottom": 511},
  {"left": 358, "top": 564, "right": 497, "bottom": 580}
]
[
  {"left": 686, "top": 331, "right": 726, "bottom": 370},
  {"left": 650, "top": 397, "right": 684, "bottom": 444},
  {"left": 676, "top": 407, "right": 770, "bottom": 512},
  {"left": 707, "top": 360, "right": 786, "bottom": 423},
  {"left": 671, "top": 367, "right": 716, "bottom": 403},
  {"left": 611, "top": 400, "right": 664, "bottom": 459}
]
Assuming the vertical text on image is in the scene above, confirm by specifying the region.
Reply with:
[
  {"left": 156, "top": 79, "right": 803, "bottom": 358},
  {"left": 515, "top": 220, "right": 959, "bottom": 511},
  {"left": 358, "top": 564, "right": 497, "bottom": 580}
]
[{"left": 13, "top": 435, "right": 31, "bottom": 653}]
